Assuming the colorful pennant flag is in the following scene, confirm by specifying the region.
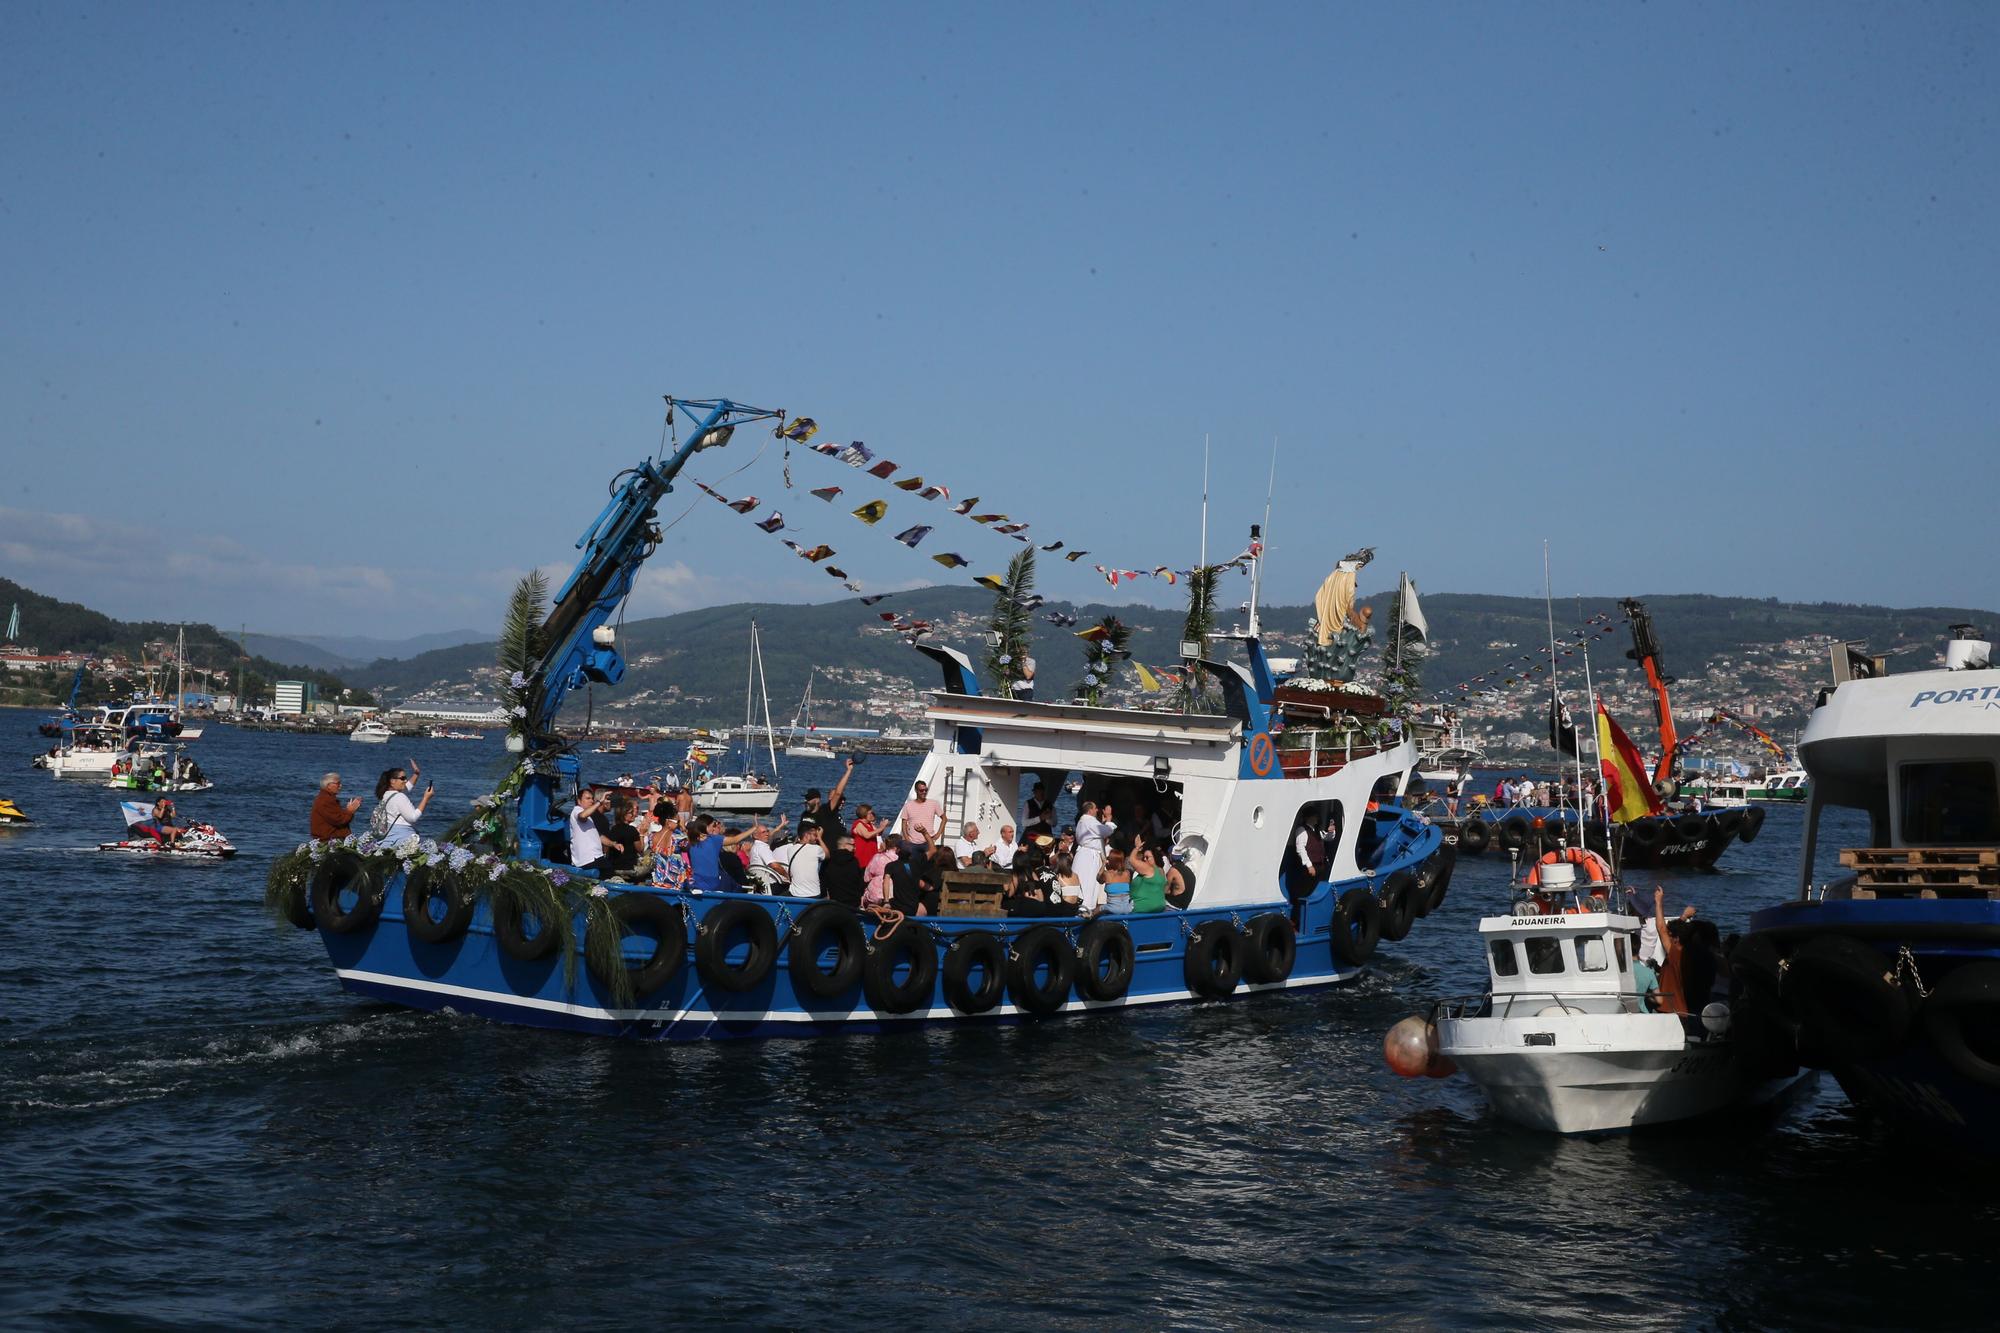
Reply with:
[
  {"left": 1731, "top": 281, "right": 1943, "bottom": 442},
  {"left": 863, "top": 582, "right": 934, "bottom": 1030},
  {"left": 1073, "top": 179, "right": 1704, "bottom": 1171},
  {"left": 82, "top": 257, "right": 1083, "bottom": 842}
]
[
  {"left": 839, "top": 443, "right": 874, "bottom": 466},
  {"left": 1040, "top": 541, "right": 1064, "bottom": 552},
  {"left": 781, "top": 417, "right": 818, "bottom": 442},
  {"left": 893, "top": 476, "right": 926, "bottom": 492},
  {"left": 867, "top": 460, "right": 898, "bottom": 478},
  {"left": 974, "top": 575, "right": 1006, "bottom": 591},
  {"left": 728, "top": 496, "right": 759, "bottom": 514},
  {"left": 917, "top": 486, "right": 948, "bottom": 501},
  {"left": 952, "top": 497, "right": 978, "bottom": 515},
  {"left": 860, "top": 594, "right": 889, "bottom": 606},
  {"left": 1064, "top": 550, "right": 1090, "bottom": 561},
  {"left": 851, "top": 500, "right": 889, "bottom": 525},
  {"left": 892, "top": 525, "right": 932, "bottom": 548},
  {"left": 756, "top": 512, "right": 785, "bottom": 533},
  {"left": 972, "top": 513, "right": 1005, "bottom": 525},
  {"left": 932, "top": 552, "right": 969, "bottom": 569},
  {"left": 801, "top": 545, "right": 834, "bottom": 563},
  {"left": 810, "top": 486, "right": 843, "bottom": 502},
  {"left": 1134, "top": 662, "right": 1162, "bottom": 693}
]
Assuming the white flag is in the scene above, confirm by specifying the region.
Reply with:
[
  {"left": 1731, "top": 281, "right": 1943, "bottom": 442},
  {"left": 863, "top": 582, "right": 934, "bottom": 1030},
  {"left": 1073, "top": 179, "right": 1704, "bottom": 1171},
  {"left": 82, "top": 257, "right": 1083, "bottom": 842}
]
[
  {"left": 119, "top": 800, "right": 155, "bottom": 828},
  {"left": 1399, "top": 572, "right": 1429, "bottom": 643}
]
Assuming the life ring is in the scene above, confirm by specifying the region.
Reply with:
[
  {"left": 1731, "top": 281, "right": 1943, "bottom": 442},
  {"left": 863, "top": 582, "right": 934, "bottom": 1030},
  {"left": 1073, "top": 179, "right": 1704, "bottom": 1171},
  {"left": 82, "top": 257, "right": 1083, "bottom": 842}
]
[
  {"left": 1498, "top": 814, "right": 1532, "bottom": 851},
  {"left": 941, "top": 930, "right": 1009, "bottom": 1014},
  {"left": 586, "top": 893, "right": 687, "bottom": 997},
  {"left": 863, "top": 920, "right": 938, "bottom": 1014},
  {"left": 1457, "top": 818, "right": 1490, "bottom": 855},
  {"left": 1183, "top": 920, "right": 1243, "bottom": 999},
  {"left": 1740, "top": 806, "right": 1767, "bottom": 843},
  {"left": 492, "top": 892, "right": 562, "bottom": 963},
  {"left": 1332, "top": 886, "right": 1382, "bottom": 966},
  {"left": 1007, "top": 925, "right": 1074, "bottom": 1016},
  {"left": 1074, "top": 919, "right": 1135, "bottom": 1001},
  {"left": 1242, "top": 913, "right": 1296, "bottom": 984},
  {"left": 402, "top": 865, "right": 474, "bottom": 945},
  {"left": 788, "top": 902, "right": 866, "bottom": 1000},
  {"left": 1781, "top": 934, "right": 1910, "bottom": 1063},
  {"left": 1379, "top": 869, "right": 1419, "bottom": 942},
  {"left": 1922, "top": 960, "right": 2000, "bottom": 1086},
  {"left": 694, "top": 900, "right": 778, "bottom": 992},
  {"left": 1419, "top": 842, "right": 1456, "bottom": 916},
  {"left": 309, "top": 853, "right": 381, "bottom": 935},
  {"left": 1523, "top": 846, "right": 1611, "bottom": 888}
]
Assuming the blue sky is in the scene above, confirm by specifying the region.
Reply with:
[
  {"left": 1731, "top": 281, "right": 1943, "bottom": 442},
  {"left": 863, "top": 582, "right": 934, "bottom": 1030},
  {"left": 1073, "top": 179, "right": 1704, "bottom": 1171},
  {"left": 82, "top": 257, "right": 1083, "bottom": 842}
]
[{"left": 2, "top": 2, "right": 1994, "bottom": 640}]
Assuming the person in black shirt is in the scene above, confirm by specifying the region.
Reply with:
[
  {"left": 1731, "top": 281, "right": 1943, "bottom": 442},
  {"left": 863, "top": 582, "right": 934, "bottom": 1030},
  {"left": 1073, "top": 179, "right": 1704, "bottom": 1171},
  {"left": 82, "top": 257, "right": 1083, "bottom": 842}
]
[
  {"left": 601, "top": 796, "right": 641, "bottom": 879},
  {"left": 821, "top": 829, "right": 866, "bottom": 910},
  {"left": 799, "top": 758, "right": 856, "bottom": 845},
  {"left": 884, "top": 848, "right": 925, "bottom": 916},
  {"left": 1024, "top": 781, "right": 1055, "bottom": 837}
]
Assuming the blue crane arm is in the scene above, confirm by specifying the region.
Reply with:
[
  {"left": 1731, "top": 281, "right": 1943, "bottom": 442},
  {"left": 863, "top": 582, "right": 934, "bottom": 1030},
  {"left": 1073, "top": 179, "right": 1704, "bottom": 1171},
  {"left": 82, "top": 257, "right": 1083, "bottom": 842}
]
[{"left": 513, "top": 396, "right": 783, "bottom": 861}]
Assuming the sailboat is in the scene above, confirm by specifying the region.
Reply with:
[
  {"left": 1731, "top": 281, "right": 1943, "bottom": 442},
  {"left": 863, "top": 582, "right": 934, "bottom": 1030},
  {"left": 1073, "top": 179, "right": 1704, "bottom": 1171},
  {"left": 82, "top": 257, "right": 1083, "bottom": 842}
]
[
  {"left": 783, "top": 668, "right": 837, "bottom": 759},
  {"left": 693, "top": 622, "right": 780, "bottom": 815}
]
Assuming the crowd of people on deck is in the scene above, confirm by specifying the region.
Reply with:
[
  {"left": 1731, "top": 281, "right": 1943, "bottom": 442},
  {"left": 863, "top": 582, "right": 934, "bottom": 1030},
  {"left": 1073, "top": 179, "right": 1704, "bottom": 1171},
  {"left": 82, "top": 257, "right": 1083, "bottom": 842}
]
[{"left": 305, "top": 757, "right": 1204, "bottom": 923}]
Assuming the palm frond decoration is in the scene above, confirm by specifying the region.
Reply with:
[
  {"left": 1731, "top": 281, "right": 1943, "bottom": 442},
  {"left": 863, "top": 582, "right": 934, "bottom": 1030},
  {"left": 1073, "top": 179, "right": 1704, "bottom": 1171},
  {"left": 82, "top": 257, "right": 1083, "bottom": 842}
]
[
  {"left": 1074, "top": 614, "right": 1130, "bottom": 706},
  {"left": 1180, "top": 564, "right": 1220, "bottom": 709},
  {"left": 982, "top": 547, "right": 1037, "bottom": 692}
]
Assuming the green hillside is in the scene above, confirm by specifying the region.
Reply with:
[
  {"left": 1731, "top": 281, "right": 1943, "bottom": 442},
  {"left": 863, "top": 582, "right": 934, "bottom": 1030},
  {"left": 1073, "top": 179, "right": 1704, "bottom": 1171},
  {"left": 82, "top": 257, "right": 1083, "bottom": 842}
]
[
  {"left": 352, "top": 584, "right": 2000, "bottom": 731},
  {"left": 0, "top": 577, "right": 372, "bottom": 707}
]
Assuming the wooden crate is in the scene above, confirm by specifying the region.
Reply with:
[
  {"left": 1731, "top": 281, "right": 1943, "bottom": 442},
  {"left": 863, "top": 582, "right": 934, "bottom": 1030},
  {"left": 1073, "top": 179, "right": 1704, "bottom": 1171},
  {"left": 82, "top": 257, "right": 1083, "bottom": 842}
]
[{"left": 939, "top": 868, "right": 1012, "bottom": 918}]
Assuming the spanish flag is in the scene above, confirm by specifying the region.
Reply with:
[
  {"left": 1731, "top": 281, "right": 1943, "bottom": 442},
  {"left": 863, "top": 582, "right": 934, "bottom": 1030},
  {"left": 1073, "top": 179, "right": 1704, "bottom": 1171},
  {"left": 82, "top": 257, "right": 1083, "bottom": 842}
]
[{"left": 1596, "top": 700, "right": 1663, "bottom": 822}]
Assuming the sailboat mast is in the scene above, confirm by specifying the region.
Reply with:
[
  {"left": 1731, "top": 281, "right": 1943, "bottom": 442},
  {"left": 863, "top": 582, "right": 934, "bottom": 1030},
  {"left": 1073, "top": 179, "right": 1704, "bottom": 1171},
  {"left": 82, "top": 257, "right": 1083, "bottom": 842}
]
[{"left": 756, "top": 626, "right": 778, "bottom": 772}]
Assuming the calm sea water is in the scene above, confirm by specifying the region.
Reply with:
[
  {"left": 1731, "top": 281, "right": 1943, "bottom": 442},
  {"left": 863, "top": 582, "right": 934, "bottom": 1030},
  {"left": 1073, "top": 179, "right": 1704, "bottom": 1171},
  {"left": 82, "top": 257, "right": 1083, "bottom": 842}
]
[{"left": 2, "top": 708, "right": 1994, "bottom": 1329}]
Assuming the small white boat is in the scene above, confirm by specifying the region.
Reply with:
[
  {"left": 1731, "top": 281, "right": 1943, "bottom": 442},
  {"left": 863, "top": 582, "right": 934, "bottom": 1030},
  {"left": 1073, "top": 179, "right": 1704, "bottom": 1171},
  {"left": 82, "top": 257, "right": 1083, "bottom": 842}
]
[
  {"left": 35, "top": 735, "right": 127, "bottom": 778},
  {"left": 1427, "top": 858, "right": 1799, "bottom": 1133},
  {"left": 782, "top": 670, "right": 835, "bottom": 759},
  {"left": 426, "top": 727, "right": 484, "bottom": 741},
  {"left": 784, "top": 738, "right": 836, "bottom": 760},
  {"left": 350, "top": 720, "right": 394, "bottom": 744},
  {"left": 691, "top": 773, "right": 781, "bottom": 815}
]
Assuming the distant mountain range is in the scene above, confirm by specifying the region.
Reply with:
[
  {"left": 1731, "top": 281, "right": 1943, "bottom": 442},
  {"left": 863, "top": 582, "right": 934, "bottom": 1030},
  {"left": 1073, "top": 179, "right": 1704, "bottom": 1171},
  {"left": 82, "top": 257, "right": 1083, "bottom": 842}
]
[
  {"left": 346, "top": 585, "right": 2000, "bottom": 731},
  {"left": 239, "top": 629, "right": 489, "bottom": 672}
]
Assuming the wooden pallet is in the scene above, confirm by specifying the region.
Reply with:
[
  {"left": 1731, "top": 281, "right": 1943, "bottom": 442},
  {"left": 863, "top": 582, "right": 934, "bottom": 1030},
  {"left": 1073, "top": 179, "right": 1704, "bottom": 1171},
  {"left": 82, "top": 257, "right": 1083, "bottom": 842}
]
[{"left": 1840, "top": 847, "right": 2000, "bottom": 899}]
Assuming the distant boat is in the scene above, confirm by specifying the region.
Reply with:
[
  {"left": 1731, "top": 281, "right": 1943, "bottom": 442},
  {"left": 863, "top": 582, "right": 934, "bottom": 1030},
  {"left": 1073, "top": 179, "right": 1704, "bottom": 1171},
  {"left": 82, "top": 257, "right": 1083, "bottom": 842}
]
[
  {"left": 350, "top": 719, "right": 393, "bottom": 744},
  {"left": 691, "top": 772, "right": 781, "bottom": 815},
  {"left": 426, "top": 727, "right": 484, "bottom": 741},
  {"left": 784, "top": 668, "right": 837, "bottom": 759}
]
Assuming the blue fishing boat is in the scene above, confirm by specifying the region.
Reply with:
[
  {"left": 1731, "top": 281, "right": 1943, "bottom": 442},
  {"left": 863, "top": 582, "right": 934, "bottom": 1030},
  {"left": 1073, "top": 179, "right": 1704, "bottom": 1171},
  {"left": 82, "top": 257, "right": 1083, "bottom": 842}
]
[
  {"left": 1734, "top": 626, "right": 2000, "bottom": 1142},
  {"left": 270, "top": 396, "right": 1453, "bottom": 1040}
]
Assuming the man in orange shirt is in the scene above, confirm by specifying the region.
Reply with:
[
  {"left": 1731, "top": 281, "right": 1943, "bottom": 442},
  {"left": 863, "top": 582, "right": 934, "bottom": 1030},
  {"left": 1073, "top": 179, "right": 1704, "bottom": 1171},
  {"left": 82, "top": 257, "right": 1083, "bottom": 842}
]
[
  {"left": 1652, "top": 885, "right": 1698, "bottom": 1015},
  {"left": 310, "top": 772, "right": 362, "bottom": 841}
]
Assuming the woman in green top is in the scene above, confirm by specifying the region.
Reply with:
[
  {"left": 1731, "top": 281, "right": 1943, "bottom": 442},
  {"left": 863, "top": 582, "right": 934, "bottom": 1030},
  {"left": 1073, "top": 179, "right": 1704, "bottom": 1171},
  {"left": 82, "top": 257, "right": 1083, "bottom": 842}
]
[{"left": 1128, "top": 844, "right": 1170, "bottom": 914}]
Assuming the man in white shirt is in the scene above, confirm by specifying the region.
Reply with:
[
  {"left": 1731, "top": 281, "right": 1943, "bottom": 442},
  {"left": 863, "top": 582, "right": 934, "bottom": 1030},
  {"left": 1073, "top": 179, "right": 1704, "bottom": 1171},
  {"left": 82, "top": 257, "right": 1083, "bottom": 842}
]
[
  {"left": 1072, "top": 801, "right": 1105, "bottom": 888},
  {"left": 777, "top": 825, "right": 825, "bottom": 898},
  {"left": 990, "top": 825, "right": 1019, "bottom": 870},
  {"left": 951, "top": 822, "right": 990, "bottom": 867},
  {"left": 568, "top": 789, "right": 606, "bottom": 871}
]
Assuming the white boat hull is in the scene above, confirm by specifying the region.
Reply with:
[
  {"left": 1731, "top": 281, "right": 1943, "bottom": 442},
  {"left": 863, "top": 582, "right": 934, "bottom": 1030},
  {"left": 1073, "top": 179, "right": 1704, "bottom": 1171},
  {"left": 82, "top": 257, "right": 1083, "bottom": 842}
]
[
  {"left": 1437, "top": 1011, "right": 1790, "bottom": 1133},
  {"left": 784, "top": 744, "right": 836, "bottom": 760},
  {"left": 694, "top": 786, "right": 781, "bottom": 815},
  {"left": 43, "top": 751, "right": 123, "bottom": 777}
]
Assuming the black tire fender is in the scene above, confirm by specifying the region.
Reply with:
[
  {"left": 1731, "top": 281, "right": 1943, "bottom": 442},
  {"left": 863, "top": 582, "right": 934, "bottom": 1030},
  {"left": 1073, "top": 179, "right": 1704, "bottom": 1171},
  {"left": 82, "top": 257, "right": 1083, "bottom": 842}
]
[
  {"left": 309, "top": 853, "right": 381, "bottom": 935},
  {"left": 1624, "top": 818, "right": 1663, "bottom": 849},
  {"left": 1740, "top": 806, "right": 1767, "bottom": 844},
  {"left": 1007, "top": 924, "right": 1074, "bottom": 1016},
  {"left": 694, "top": 899, "right": 778, "bottom": 992},
  {"left": 587, "top": 893, "right": 687, "bottom": 997},
  {"left": 1332, "top": 886, "right": 1383, "bottom": 966},
  {"left": 1782, "top": 935, "right": 1911, "bottom": 1063},
  {"left": 788, "top": 902, "right": 866, "bottom": 1000},
  {"left": 1420, "top": 842, "right": 1457, "bottom": 916},
  {"left": 863, "top": 920, "right": 938, "bottom": 1014},
  {"left": 1242, "top": 913, "right": 1296, "bottom": 984},
  {"left": 1457, "top": 818, "right": 1490, "bottom": 855},
  {"left": 1498, "top": 814, "right": 1531, "bottom": 851},
  {"left": 1074, "top": 918, "right": 1135, "bottom": 1001},
  {"left": 1183, "top": 920, "right": 1243, "bottom": 999},
  {"left": 1923, "top": 959, "right": 2000, "bottom": 1087},
  {"left": 1379, "top": 868, "right": 1419, "bottom": 942},
  {"left": 941, "top": 930, "right": 1009, "bottom": 1014},
  {"left": 402, "top": 864, "right": 474, "bottom": 945},
  {"left": 492, "top": 892, "right": 562, "bottom": 963}
]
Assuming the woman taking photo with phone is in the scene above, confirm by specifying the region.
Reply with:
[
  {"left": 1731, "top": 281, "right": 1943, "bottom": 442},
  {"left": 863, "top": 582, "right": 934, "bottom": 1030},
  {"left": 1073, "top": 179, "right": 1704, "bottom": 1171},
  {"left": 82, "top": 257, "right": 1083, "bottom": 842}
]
[{"left": 371, "top": 766, "right": 433, "bottom": 847}]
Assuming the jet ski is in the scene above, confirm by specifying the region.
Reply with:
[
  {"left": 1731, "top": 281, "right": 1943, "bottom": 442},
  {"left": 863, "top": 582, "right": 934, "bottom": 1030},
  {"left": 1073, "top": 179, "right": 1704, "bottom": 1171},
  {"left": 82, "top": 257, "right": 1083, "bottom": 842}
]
[
  {"left": 97, "top": 822, "right": 236, "bottom": 859},
  {"left": 0, "top": 796, "right": 31, "bottom": 826}
]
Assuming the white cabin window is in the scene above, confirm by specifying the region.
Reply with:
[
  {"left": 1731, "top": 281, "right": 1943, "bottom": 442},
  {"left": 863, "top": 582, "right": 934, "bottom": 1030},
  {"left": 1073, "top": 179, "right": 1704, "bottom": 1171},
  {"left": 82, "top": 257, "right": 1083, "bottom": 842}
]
[
  {"left": 1899, "top": 761, "right": 2000, "bottom": 844},
  {"left": 1524, "top": 937, "right": 1566, "bottom": 975},
  {"left": 1490, "top": 940, "right": 1519, "bottom": 977},
  {"left": 1574, "top": 937, "right": 1608, "bottom": 972}
]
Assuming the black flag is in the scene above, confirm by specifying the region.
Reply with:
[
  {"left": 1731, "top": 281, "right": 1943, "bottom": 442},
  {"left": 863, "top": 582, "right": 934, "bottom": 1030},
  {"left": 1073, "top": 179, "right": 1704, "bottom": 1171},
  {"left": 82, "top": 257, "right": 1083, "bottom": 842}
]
[{"left": 1549, "top": 693, "right": 1579, "bottom": 756}]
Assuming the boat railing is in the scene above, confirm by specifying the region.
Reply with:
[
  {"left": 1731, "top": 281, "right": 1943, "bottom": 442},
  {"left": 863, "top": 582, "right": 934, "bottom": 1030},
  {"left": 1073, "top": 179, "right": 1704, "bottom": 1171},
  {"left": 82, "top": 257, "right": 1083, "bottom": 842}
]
[{"left": 1432, "top": 989, "right": 1659, "bottom": 1021}]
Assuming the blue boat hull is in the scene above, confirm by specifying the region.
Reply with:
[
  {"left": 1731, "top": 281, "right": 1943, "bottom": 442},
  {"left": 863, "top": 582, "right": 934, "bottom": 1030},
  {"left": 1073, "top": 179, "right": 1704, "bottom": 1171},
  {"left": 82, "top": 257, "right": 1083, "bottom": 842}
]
[{"left": 1744, "top": 897, "right": 2000, "bottom": 1146}]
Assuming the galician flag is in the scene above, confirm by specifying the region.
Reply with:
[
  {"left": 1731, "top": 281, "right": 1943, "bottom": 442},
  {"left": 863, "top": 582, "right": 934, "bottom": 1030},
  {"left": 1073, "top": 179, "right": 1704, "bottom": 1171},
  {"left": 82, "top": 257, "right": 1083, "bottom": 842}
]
[
  {"left": 1596, "top": 700, "right": 1663, "bottom": 823},
  {"left": 119, "top": 800, "right": 155, "bottom": 828}
]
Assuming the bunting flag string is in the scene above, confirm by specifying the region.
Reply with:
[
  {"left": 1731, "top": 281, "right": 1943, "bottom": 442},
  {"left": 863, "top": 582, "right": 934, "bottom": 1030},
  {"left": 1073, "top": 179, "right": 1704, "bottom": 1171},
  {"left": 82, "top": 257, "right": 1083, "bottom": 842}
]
[{"left": 1435, "top": 614, "right": 1628, "bottom": 699}]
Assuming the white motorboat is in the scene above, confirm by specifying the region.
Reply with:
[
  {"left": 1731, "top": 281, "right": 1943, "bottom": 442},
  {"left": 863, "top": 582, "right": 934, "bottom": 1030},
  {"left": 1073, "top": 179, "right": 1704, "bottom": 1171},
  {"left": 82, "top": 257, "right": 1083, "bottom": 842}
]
[
  {"left": 34, "top": 729, "right": 127, "bottom": 778},
  {"left": 691, "top": 772, "right": 781, "bottom": 815},
  {"left": 350, "top": 719, "right": 394, "bottom": 744},
  {"left": 1427, "top": 857, "right": 1799, "bottom": 1133}
]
